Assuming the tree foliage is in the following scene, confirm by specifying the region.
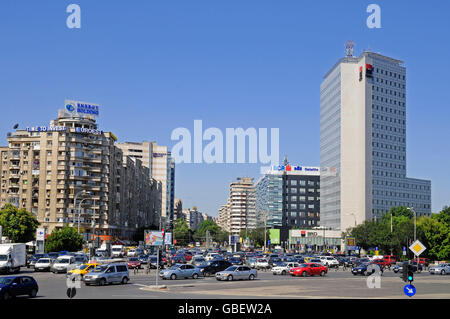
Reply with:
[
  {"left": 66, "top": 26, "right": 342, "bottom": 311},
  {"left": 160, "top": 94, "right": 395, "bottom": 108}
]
[
  {"left": 173, "top": 218, "right": 191, "bottom": 246},
  {"left": 343, "top": 206, "right": 450, "bottom": 261},
  {"left": 239, "top": 227, "right": 269, "bottom": 247},
  {"left": 0, "top": 204, "right": 39, "bottom": 243},
  {"left": 45, "top": 226, "right": 83, "bottom": 253}
]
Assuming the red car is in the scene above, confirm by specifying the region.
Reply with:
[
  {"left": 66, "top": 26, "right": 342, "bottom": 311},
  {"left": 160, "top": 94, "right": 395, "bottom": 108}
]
[
  {"left": 127, "top": 257, "right": 142, "bottom": 269},
  {"left": 289, "top": 263, "right": 328, "bottom": 277},
  {"left": 383, "top": 255, "right": 397, "bottom": 266},
  {"left": 371, "top": 259, "right": 389, "bottom": 269}
]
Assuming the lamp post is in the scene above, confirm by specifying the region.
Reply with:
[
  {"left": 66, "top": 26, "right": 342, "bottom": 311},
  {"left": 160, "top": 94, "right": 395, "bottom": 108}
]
[
  {"left": 407, "top": 207, "right": 417, "bottom": 268},
  {"left": 78, "top": 198, "right": 88, "bottom": 234},
  {"left": 73, "top": 190, "right": 86, "bottom": 226}
]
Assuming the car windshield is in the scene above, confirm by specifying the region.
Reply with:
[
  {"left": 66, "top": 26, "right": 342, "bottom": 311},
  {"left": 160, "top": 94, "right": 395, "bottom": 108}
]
[
  {"left": 0, "top": 255, "right": 8, "bottom": 261},
  {"left": 37, "top": 258, "right": 51, "bottom": 263},
  {"left": 298, "top": 264, "right": 308, "bottom": 268},
  {"left": 129, "top": 258, "right": 138, "bottom": 261},
  {"left": 93, "top": 265, "right": 108, "bottom": 272},
  {"left": 0, "top": 277, "right": 14, "bottom": 285},
  {"left": 277, "top": 263, "right": 287, "bottom": 267},
  {"left": 225, "top": 266, "right": 238, "bottom": 272},
  {"left": 56, "top": 258, "right": 70, "bottom": 264}
]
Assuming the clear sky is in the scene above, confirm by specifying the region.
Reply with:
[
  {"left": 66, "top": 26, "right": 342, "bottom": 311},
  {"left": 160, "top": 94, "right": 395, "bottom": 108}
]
[{"left": 1, "top": 1, "right": 449, "bottom": 217}]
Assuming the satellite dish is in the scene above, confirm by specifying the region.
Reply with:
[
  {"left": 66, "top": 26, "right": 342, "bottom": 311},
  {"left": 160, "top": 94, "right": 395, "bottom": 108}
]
[{"left": 13, "top": 124, "right": 19, "bottom": 129}]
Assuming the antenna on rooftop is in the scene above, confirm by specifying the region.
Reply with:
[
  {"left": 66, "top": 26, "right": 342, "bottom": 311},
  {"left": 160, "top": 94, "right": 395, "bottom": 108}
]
[{"left": 345, "top": 40, "right": 354, "bottom": 57}]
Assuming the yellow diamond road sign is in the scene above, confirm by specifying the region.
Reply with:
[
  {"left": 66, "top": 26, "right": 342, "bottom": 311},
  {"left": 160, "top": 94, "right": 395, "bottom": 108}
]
[{"left": 409, "top": 240, "right": 426, "bottom": 257}]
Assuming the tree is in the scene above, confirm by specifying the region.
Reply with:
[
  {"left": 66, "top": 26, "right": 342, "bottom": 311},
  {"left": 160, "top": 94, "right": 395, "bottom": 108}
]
[
  {"left": 193, "top": 220, "right": 222, "bottom": 242},
  {"left": 45, "top": 226, "right": 83, "bottom": 252},
  {"left": 173, "top": 219, "right": 190, "bottom": 246},
  {"left": 0, "top": 204, "right": 39, "bottom": 243},
  {"left": 240, "top": 227, "right": 269, "bottom": 247},
  {"left": 417, "top": 207, "right": 450, "bottom": 261}
]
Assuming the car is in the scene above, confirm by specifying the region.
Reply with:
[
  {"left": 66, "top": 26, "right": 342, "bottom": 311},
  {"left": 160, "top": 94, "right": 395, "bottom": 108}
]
[
  {"left": 127, "top": 249, "right": 137, "bottom": 257},
  {"left": 351, "top": 262, "right": 383, "bottom": 276},
  {"left": 246, "top": 257, "right": 258, "bottom": 268},
  {"left": 205, "top": 253, "right": 221, "bottom": 261},
  {"left": 308, "top": 258, "right": 324, "bottom": 265},
  {"left": 255, "top": 258, "right": 270, "bottom": 270},
  {"left": 417, "top": 258, "right": 430, "bottom": 268},
  {"left": 27, "top": 253, "right": 48, "bottom": 268},
  {"left": 51, "top": 255, "right": 76, "bottom": 273},
  {"left": 352, "top": 258, "right": 370, "bottom": 267},
  {"left": 148, "top": 256, "right": 165, "bottom": 269},
  {"left": 138, "top": 254, "right": 150, "bottom": 264},
  {"left": 383, "top": 255, "right": 397, "bottom": 266},
  {"left": 229, "top": 257, "right": 243, "bottom": 265},
  {"left": 290, "top": 263, "right": 328, "bottom": 277},
  {"left": 68, "top": 262, "right": 100, "bottom": 277},
  {"left": 429, "top": 263, "right": 450, "bottom": 275},
  {"left": 127, "top": 257, "right": 142, "bottom": 269},
  {"left": 190, "top": 256, "right": 206, "bottom": 266},
  {"left": 170, "top": 254, "right": 187, "bottom": 265},
  {"left": 34, "top": 258, "right": 54, "bottom": 272},
  {"left": 159, "top": 264, "right": 202, "bottom": 280},
  {"left": 0, "top": 276, "right": 39, "bottom": 300},
  {"left": 84, "top": 263, "right": 130, "bottom": 286},
  {"left": 47, "top": 252, "right": 60, "bottom": 260},
  {"left": 319, "top": 256, "right": 339, "bottom": 268},
  {"left": 197, "top": 260, "right": 232, "bottom": 277},
  {"left": 272, "top": 262, "right": 300, "bottom": 275},
  {"left": 371, "top": 259, "right": 389, "bottom": 270},
  {"left": 393, "top": 262, "right": 423, "bottom": 273},
  {"left": 215, "top": 266, "right": 257, "bottom": 281}
]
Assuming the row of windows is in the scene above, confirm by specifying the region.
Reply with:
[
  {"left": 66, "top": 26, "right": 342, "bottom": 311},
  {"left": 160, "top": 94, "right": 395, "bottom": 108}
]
[
  {"left": 372, "top": 142, "right": 405, "bottom": 152},
  {"left": 372, "top": 85, "right": 405, "bottom": 98},
  {"left": 372, "top": 132, "right": 405, "bottom": 143},
  {"left": 372, "top": 95, "right": 405, "bottom": 107},
  {"left": 373, "top": 179, "right": 431, "bottom": 190},
  {"left": 288, "top": 180, "right": 318, "bottom": 186},
  {"left": 372, "top": 151, "right": 405, "bottom": 161},
  {"left": 288, "top": 188, "right": 318, "bottom": 194},
  {"left": 373, "top": 190, "right": 430, "bottom": 200},
  {"left": 288, "top": 196, "right": 318, "bottom": 202},
  {"left": 374, "top": 77, "right": 405, "bottom": 89},
  {"left": 372, "top": 104, "right": 405, "bottom": 116},
  {"left": 375, "top": 68, "right": 405, "bottom": 80},
  {"left": 372, "top": 123, "right": 405, "bottom": 134},
  {"left": 287, "top": 203, "right": 316, "bottom": 209},
  {"left": 372, "top": 113, "right": 405, "bottom": 125},
  {"left": 373, "top": 161, "right": 405, "bottom": 170}
]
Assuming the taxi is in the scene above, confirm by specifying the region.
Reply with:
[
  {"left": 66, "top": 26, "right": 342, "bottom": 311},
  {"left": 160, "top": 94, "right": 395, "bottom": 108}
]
[{"left": 67, "top": 262, "right": 100, "bottom": 277}]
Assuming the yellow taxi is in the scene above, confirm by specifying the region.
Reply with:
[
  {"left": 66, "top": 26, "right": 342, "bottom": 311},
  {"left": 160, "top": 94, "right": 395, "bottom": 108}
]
[{"left": 67, "top": 262, "right": 100, "bottom": 276}]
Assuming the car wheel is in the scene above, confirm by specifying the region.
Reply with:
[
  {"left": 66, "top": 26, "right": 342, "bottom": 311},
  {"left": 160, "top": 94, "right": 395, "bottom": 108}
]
[
  {"left": 281, "top": 270, "right": 286, "bottom": 275},
  {"left": 171, "top": 274, "right": 177, "bottom": 280},
  {"left": 249, "top": 274, "right": 255, "bottom": 280},
  {"left": 29, "top": 288, "right": 38, "bottom": 298},
  {"left": 193, "top": 273, "right": 199, "bottom": 279},
  {"left": 227, "top": 275, "right": 233, "bottom": 281},
  {"left": 204, "top": 271, "right": 210, "bottom": 277},
  {"left": 2, "top": 292, "right": 11, "bottom": 300},
  {"left": 302, "top": 271, "right": 308, "bottom": 277},
  {"left": 320, "top": 271, "right": 325, "bottom": 277},
  {"left": 122, "top": 277, "right": 129, "bottom": 284},
  {"left": 441, "top": 270, "right": 446, "bottom": 275},
  {"left": 100, "top": 278, "right": 106, "bottom": 286}
]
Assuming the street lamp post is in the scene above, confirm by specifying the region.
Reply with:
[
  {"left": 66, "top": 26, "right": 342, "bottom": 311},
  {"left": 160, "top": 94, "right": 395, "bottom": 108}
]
[
  {"left": 73, "top": 190, "right": 86, "bottom": 226},
  {"left": 78, "top": 198, "right": 89, "bottom": 234}
]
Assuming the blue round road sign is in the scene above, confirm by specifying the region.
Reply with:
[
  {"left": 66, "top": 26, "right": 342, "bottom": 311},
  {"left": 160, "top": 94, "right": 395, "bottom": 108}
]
[{"left": 403, "top": 284, "right": 416, "bottom": 297}]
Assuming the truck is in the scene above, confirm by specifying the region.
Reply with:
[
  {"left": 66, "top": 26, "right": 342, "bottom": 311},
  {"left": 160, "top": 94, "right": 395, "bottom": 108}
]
[
  {"left": 0, "top": 243, "right": 26, "bottom": 274},
  {"left": 111, "top": 245, "right": 124, "bottom": 258}
]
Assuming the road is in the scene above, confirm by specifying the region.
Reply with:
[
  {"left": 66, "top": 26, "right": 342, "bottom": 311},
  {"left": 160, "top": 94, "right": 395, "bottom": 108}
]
[{"left": 6, "top": 267, "right": 450, "bottom": 299}]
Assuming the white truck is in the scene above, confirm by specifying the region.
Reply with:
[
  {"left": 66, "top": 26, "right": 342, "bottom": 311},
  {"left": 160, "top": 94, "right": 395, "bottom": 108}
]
[
  {"left": 0, "top": 243, "right": 26, "bottom": 274},
  {"left": 111, "top": 245, "right": 124, "bottom": 258}
]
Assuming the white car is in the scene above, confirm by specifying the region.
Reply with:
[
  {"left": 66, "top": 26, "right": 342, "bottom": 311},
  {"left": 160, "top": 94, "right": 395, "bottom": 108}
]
[
  {"left": 127, "top": 249, "right": 137, "bottom": 257},
  {"left": 34, "top": 258, "right": 54, "bottom": 272},
  {"left": 255, "top": 258, "right": 270, "bottom": 270},
  {"left": 272, "top": 262, "right": 300, "bottom": 275},
  {"left": 51, "top": 256, "right": 76, "bottom": 273},
  {"left": 319, "top": 256, "right": 339, "bottom": 268},
  {"left": 205, "top": 253, "right": 220, "bottom": 261}
]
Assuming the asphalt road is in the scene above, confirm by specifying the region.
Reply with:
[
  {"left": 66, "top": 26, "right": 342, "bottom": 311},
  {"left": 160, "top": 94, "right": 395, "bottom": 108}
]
[{"left": 4, "top": 267, "right": 450, "bottom": 299}]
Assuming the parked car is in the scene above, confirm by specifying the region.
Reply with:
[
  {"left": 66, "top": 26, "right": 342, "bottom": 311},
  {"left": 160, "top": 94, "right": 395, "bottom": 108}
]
[
  {"left": 272, "top": 262, "right": 300, "bottom": 275},
  {"left": 148, "top": 256, "right": 165, "bottom": 269},
  {"left": 319, "top": 256, "right": 339, "bottom": 268},
  {"left": 247, "top": 257, "right": 258, "bottom": 268},
  {"left": 229, "top": 257, "right": 243, "bottom": 265},
  {"left": 197, "top": 260, "right": 232, "bottom": 277},
  {"left": 290, "top": 263, "right": 328, "bottom": 277},
  {"left": 138, "top": 254, "right": 150, "bottom": 264},
  {"left": 0, "top": 276, "right": 39, "bottom": 300},
  {"left": 205, "top": 253, "right": 221, "bottom": 261},
  {"left": 51, "top": 255, "right": 76, "bottom": 273},
  {"left": 159, "top": 264, "right": 202, "bottom": 280},
  {"left": 371, "top": 259, "right": 389, "bottom": 270},
  {"left": 84, "top": 263, "right": 130, "bottom": 286},
  {"left": 351, "top": 262, "right": 383, "bottom": 276},
  {"left": 34, "top": 258, "right": 54, "bottom": 272},
  {"left": 127, "top": 257, "right": 142, "bottom": 269},
  {"left": 191, "top": 256, "right": 206, "bottom": 266},
  {"left": 170, "top": 254, "right": 187, "bottom": 265},
  {"left": 215, "top": 266, "right": 257, "bottom": 281},
  {"left": 255, "top": 258, "right": 270, "bottom": 270},
  {"left": 383, "top": 255, "right": 397, "bottom": 266},
  {"left": 429, "top": 263, "right": 450, "bottom": 275},
  {"left": 27, "top": 253, "right": 48, "bottom": 269}
]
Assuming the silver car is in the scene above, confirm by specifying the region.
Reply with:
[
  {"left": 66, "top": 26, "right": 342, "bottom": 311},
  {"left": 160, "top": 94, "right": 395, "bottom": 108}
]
[
  {"left": 159, "top": 264, "right": 202, "bottom": 280},
  {"left": 429, "top": 263, "right": 450, "bottom": 275},
  {"left": 84, "top": 263, "right": 130, "bottom": 286},
  {"left": 216, "top": 265, "right": 257, "bottom": 281}
]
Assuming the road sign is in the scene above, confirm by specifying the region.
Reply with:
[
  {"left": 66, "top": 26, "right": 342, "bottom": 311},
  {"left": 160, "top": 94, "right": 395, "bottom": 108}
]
[
  {"left": 403, "top": 284, "right": 416, "bottom": 297},
  {"left": 346, "top": 237, "right": 356, "bottom": 250},
  {"left": 267, "top": 240, "right": 270, "bottom": 245},
  {"left": 356, "top": 246, "right": 360, "bottom": 252},
  {"left": 403, "top": 246, "right": 407, "bottom": 256},
  {"left": 409, "top": 240, "right": 426, "bottom": 257}
]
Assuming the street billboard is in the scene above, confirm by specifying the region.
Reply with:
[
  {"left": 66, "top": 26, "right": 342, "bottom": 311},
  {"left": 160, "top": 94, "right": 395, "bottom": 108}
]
[
  {"left": 269, "top": 229, "right": 280, "bottom": 245},
  {"left": 346, "top": 237, "right": 356, "bottom": 250},
  {"left": 145, "top": 230, "right": 163, "bottom": 246},
  {"left": 164, "top": 232, "right": 172, "bottom": 245}
]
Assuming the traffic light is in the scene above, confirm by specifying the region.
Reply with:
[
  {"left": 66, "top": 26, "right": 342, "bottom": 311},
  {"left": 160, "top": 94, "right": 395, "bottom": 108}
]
[
  {"left": 401, "top": 261, "right": 409, "bottom": 282},
  {"left": 407, "top": 264, "right": 414, "bottom": 283}
]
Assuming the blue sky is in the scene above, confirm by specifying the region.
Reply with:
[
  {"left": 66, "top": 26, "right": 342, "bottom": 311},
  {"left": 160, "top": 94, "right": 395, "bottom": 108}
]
[{"left": 0, "top": 0, "right": 449, "bottom": 216}]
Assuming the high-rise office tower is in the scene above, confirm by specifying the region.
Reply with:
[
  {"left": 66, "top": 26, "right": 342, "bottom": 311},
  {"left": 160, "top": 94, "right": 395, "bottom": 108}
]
[{"left": 320, "top": 49, "right": 431, "bottom": 232}]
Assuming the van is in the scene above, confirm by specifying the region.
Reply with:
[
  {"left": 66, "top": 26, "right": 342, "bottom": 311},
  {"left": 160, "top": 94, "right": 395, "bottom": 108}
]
[
  {"left": 51, "top": 256, "right": 76, "bottom": 273},
  {"left": 83, "top": 263, "right": 129, "bottom": 286}
]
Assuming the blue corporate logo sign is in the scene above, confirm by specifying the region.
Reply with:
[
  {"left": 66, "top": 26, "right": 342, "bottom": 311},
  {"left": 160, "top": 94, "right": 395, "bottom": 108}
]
[
  {"left": 66, "top": 103, "right": 75, "bottom": 112},
  {"left": 403, "top": 284, "right": 416, "bottom": 297}
]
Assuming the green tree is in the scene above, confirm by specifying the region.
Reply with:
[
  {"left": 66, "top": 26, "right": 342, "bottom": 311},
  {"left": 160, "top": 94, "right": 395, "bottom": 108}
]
[
  {"left": 173, "top": 218, "right": 190, "bottom": 246},
  {"left": 240, "top": 227, "right": 269, "bottom": 247},
  {"left": 193, "top": 220, "right": 222, "bottom": 242},
  {"left": 45, "top": 226, "right": 83, "bottom": 252},
  {"left": 0, "top": 204, "right": 39, "bottom": 243},
  {"left": 417, "top": 207, "right": 450, "bottom": 261}
]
